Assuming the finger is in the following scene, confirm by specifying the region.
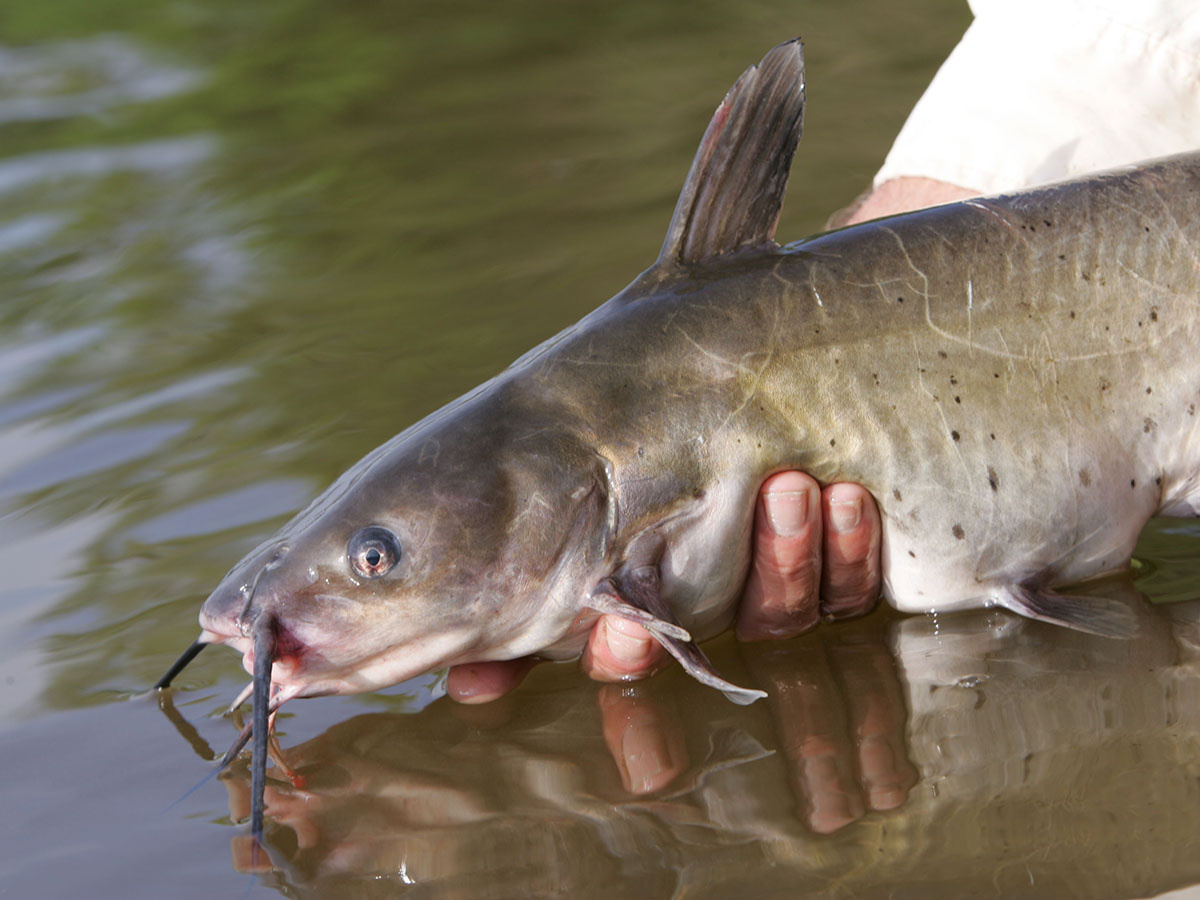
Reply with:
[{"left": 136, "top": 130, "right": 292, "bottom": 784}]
[
  {"left": 737, "top": 471, "right": 823, "bottom": 641},
  {"left": 580, "top": 615, "right": 669, "bottom": 682},
  {"left": 819, "top": 482, "right": 882, "bottom": 621},
  {"left": 445, "top": 659, "right": 537, "bottom": 704},
  {"left": 831, "top": 637, "right": 918, "bottom": 811},
  {"left": 597, "top": 684, "right": 688, "bottom": 794}
]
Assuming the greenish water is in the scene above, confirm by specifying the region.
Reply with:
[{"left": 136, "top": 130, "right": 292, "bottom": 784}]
[{"left": 3, "top": 2, "right": 1200, "bottom": 897}]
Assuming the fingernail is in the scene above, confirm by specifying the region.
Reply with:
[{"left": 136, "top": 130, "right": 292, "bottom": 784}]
[
  {"left": 605, "top": 617, "right": 653, "bottom": 665},
  {"left": 765, "top": 489, "right": 809, "bottom": 536},
  {"left": 829, "top": 497, "right": 862, "bottom": 533}
]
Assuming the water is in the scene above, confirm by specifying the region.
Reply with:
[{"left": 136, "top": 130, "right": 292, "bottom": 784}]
[{"left": 2, "top": 1, "right": 1199, "bottom": 897}]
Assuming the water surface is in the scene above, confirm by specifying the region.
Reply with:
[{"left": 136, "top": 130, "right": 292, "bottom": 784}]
[{"left": 3, "top": 2, "right": 1199, "bottom": 898}]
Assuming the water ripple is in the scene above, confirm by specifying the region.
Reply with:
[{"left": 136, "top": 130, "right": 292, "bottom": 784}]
[{"left": 0, "top": 35, "right": 202, "bottom": 125}]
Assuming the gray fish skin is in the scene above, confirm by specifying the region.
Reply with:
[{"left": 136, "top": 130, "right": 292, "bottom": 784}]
[{"left": 197, "top": 41, "right": 1200, "bottom": 702}]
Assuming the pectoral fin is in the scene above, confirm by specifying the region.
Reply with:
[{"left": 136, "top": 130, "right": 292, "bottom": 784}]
[
  {"left": 590, "top": 568, "right": 767, "bottom": 705},
  {"left": 995, "top": 584, "right": 1138, "bottom": 639}
]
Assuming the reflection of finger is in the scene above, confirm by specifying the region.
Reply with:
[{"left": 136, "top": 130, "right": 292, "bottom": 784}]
[
  {"left": 831, "top": 638, "right": 918, "bottom": 811},
  {"left": 797, "top": 751, "right": 866, "bottom": 834},
  {"left": 597, "top": 685, "right": 688, "bottom": 794},
  {"left": 738, "top": 472, "right": 823, "bottom": 640},
  {"left": 581, "top": 616, "right": 668, "bottom": 682},
  {"left": 820, "top": 483, "right": 882, "bottom": 621},
  {"left": 446, "top": 658, "right": 538, "bottom": 704},
  {"left": 231, "top": 834, "right": 275, "bottom": 873},
  {"left": 223, "top": 769, "right": 250, "bottom": 823},
  {"left": 257, "top": 784, "right": 323, "bottom": 850},
  {"left": 747, "top": 642, "right": 866, "bottom": 833}
]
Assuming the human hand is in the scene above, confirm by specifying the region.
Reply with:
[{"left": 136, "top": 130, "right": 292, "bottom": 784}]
[{"left": 445, "top": 472, "right": 882, "bottom": 704}]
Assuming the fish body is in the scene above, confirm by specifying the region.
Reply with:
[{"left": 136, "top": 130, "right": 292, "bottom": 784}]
[{"left": 191, "top": 41, "right": 1200, "bottom": 712}]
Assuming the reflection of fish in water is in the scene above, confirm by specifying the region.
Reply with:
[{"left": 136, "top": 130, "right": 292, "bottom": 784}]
[
  {"left": 158, "top": 39, "right": 1200, "bottom": 839},
  {"left": 201, "top": 593, "right": 1200, "bottom": 897}
]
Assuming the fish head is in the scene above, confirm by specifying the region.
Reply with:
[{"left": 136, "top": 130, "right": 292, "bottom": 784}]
[{"left": 199, "top": 401, "right": 613, "bottom": 698}]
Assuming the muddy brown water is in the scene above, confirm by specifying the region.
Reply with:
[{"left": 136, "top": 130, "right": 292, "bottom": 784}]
[{"left": 3, "top": 2, "right": 1200, "bottom": 897}]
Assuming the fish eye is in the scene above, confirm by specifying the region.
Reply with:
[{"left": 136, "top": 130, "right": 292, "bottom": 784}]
[{"left": 347, "top": 526, "right": 401, "bottom": 579}]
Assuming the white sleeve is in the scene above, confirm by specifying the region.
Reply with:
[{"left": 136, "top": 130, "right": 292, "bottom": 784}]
[{"left": 875, "top": 0, "right": 1200, "bottom": 193}]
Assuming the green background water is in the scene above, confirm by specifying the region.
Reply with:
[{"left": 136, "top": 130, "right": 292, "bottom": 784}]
[{"left": 3, "top": 1, "right": 1200, "bottom": 897}]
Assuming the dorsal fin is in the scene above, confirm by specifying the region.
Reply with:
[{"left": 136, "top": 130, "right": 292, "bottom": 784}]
[{"left": 658, "top": 39, "right": 805, "bottom": 267}]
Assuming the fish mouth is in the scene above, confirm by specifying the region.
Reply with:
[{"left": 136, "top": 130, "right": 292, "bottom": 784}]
[{"left": 199, "top": 597, "right": 375, "bottom": 699}]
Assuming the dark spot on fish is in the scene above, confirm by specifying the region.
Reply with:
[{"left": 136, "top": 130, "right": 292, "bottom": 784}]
[
  {"left": 949, "top": 375, "right": 958, "bottom": 385},
  {"left": 1099, "top": 378, "right": 1110, "bottom": 392},
  {"left": 1079, "top": 468, "right": 1092, "bottom": 486},
  {"left": 951, "top": 430, "right": 960, "bottom": 441},
  {"left": 938, "top": 350, "right": 948, "bottom": 359},
  {"left": 834, "top": 358, "right": 840, "bottom": 365},
  {"left": 993, "top": 372, "right": 1000, "bottom": 378},
  {"left": 1138, "top": 320, "right": 1143, "bottom": 327},
  {"left": 1081, "top": 272, "right": 1090, "bottom": 281},
  {"left": 987, "top": 466, "right": 999, "bottom": 491},
  {"left": 1044, "top": 219, "right": 1052, "bottom": 227},
  {"left": 908, "top": 550, "right": 916, "bottom": 558},
  {"left": 1144, "top": 417, "right": 1155, "bottom": 433},
  {"left": 952, "top": 524, "right": 965, "bottom": 540},
  {"left": 1146, "top": 387, "right": 1153, "bottom": 394},
  {"left": 829, "top": 438, "right": 836, "bottom": 446},
  {"left": 1190, "top": 404, "right": 1196, "bottom": 416},
  {"left": 897, "top": 296, "right": 904, "bottom": 303},
  {"left": 954, "top": 396, "right": 961, "bottom": 404},
  {"left": 693, "top": 489, "right": 705, "bottom": 500},
  {"left": 1069, "top": 310, "right": 1076, "bottom": 319},
  {"left": 1145, "top": 226, "right": 1151, "bottom": 232},
  {"left": 1150, "top": 308, "right": 1158, "bottom": 322},
  {"left": 1131, "top": 479, "right": 1137, "bottom": 488},
  {"left": 1058, "top": 254, "right": 1066, "bottom": 261},
  {"left": 893, "top": 489, "right": 902, "bottom": 501},
  {"left": 1155, "top": 476, "right": 1162, "bottom": 486}
]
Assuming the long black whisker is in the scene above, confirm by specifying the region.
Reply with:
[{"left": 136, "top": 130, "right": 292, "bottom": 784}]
[
  {"left": 154, "top": 638, "right": 207, "bottom": 690},
  {"left": 250, "top": 618, "right": 276, "bottom": 843},
  {"left": 217, "top": 720, "right": 254, "bottom": 771}
]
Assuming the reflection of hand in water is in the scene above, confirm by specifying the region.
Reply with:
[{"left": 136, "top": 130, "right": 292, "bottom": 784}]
[
  {"left": 590, "top": 623, "right": 917, "bottom": 833},
  {"left": 743, "top": 631, "right": 917, "bottom": 833},
  {"left": 597, "top": 686, "right": 690, "bottom": 795}
]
